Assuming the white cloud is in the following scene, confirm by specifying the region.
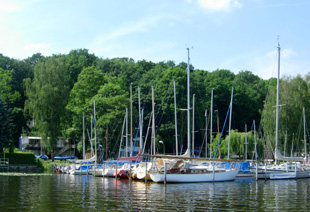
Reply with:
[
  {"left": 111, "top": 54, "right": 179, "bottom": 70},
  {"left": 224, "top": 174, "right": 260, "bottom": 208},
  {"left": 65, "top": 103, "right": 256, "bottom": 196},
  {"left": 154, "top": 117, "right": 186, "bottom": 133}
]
[{"left": 197, "top": 0, "right": 242, "bottom": 11}]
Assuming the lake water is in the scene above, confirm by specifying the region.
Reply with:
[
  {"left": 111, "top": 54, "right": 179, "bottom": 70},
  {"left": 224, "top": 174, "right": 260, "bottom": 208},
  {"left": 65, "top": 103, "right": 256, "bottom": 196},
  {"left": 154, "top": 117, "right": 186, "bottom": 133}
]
[{"left": 1, "top": 174, "right": 309, "bottom": 211}]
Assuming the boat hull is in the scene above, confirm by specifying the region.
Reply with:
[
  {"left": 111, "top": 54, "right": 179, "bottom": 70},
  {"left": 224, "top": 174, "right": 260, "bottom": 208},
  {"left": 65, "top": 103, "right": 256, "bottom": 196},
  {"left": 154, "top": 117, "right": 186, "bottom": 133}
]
[{"left": 150, "top": 169, "right": 239, "bottom": 183}]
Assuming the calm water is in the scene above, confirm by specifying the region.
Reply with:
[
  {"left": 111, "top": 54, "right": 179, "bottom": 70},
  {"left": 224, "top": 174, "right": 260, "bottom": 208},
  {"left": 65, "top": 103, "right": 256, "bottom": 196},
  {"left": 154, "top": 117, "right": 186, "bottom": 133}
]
[{"left": 1, "top": 174, "right": 310, "bottom": 211}]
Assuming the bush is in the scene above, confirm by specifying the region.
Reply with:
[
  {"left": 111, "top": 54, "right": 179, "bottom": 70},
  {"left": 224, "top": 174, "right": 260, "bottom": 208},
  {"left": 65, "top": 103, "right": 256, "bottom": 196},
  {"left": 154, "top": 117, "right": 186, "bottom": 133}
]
[{"left": 0, "top": 152, "right": 37, "bottom": 165}]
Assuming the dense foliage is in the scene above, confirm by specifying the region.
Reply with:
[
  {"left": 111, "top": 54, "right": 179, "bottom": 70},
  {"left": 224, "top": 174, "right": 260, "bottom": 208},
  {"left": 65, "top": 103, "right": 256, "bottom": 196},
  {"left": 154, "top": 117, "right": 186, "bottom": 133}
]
[
  {"left": 0, "top": 97, "right": 12, "bottom": 150},
  {"left": 0, "top": 49, "right": 309, "bottom": 161}
]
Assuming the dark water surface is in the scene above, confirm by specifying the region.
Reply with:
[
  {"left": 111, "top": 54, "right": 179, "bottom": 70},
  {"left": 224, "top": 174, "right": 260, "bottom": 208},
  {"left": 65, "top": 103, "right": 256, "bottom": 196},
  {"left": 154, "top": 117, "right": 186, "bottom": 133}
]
[{"left": 1, "top": 174, "right": 309, "bottom": 211}]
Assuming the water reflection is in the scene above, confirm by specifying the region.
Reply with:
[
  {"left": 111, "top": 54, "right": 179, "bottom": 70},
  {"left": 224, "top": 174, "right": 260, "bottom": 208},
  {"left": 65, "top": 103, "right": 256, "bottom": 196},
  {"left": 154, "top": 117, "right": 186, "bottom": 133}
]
[{"left": 0, "top": 174, "right": 310, "bottom": 211}]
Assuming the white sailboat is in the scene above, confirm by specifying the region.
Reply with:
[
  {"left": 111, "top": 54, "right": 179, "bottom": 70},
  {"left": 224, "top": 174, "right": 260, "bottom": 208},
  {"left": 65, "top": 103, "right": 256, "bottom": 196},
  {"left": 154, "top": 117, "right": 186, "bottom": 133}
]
[
  {"left": 149, "top": 48, "right": 238, "bottom": 183},
  {"left": 258, "top": 44, "right": 310, "bottom": 180}
]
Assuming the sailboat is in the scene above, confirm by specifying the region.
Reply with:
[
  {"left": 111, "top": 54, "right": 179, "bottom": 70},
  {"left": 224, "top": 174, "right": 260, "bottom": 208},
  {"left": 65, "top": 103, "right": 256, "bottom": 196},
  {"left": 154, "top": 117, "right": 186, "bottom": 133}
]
[
  {"left": 257, "top": 44, "right": 310, "bottom": 180},
  {"left": 149, "top": 48, "right": 238, "bottom": 183},
  {"left": 113, "top": 84, "right": 143, "bottom": 179}
]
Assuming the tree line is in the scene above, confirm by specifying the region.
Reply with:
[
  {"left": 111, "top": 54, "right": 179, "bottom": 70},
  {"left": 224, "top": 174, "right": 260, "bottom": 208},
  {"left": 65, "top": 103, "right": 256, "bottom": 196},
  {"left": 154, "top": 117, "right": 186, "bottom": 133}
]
[{"left": 0, "top": 49, "right": 309, "bottom": 160}]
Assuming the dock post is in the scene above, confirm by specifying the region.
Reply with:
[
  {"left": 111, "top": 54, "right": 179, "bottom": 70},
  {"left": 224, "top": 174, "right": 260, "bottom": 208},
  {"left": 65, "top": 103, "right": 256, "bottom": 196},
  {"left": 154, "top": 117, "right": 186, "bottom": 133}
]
[
  {"left": 256, "top": 162, "right": 258, "bottom": 181},
  {"left": 103, "top": 162, "right": 105, "bottom": 177},
  {"left": 87, "top": 163, "right": 89, "bottom": 176},
  {"left": 295, "top": 163, "right": 297, "bottom": 179},
  {"left": 264, "top": 163, "right": 267, "bottom": 181},
  {"left": 145, "top": 162, "right": 148, "bottom": 184},
  {"left": 80, "top": 161, "right": 82, "bottom": 175},
  {"left": 129, "top": 160, "right": 132, "bottom": 181},
  {"left": 212, "top": 162, "right": 215, "bottom": 183},
  {"left": 115, "top": 161, "right": 118, "bottom": 179},
  {"left": 67, "top": 160, "right": 69, "bottom": 175},
  {"left": 164, "top": 161, "right": 167, "bottom": 185}
]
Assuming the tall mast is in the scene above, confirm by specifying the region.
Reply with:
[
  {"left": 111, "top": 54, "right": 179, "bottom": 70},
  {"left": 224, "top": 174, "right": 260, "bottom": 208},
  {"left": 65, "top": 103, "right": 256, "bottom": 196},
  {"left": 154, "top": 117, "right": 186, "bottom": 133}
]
[
  {"left": 90, "top": 114, "right": 93, "bottom": 156},
  {"left": 291, "top": 133, "right": 294, "bottom": 157},
  {"left": 151, "top": 86, "right": 156, "bottom": 155},
  {"left": 130, "top": 83, "right": 133, "bottom": 156},
  {"left": 245, "top": 124, "right": 247, "bottom": 161},
  {"left": 174, "top": 80, "right": 178, "bottom": 155},
  {"left": 83, "top": 112, "right": 85, "bottom": 160},
  {"left": 254, "top": 120, "right": 257, "bottom": 163},
  {"left": 210, "top": 89, "right": 213, "bottom": 159},
  {"left": 284, "top": 130, "right": 287, "bottom": 157},
  {"left": 138, "top": 86, "right": 142, "bottom": 150},
  {"left": 93, "top": 100, "right": 97, "bottom": 162},
  {"left": 205, "top": 109, "right": 208, "bottom": 158},
  {"left": 192, "top": 94, "right": 195, "bottom": 156},
  {"left": 106, "top": 123, "right": 108, "bottom": 160},
  {"left": 275, "top": 44, "right": 280, "bottom": 153},
  {"left": 304, "top": 107, "right": 307, "bottom": 163},
  {"left": 125, "top": 107, "right": 128, "bottom": 157},
  {"left": 119, "top": 114, "right": 126, "bottom": 158},
  {"left": 228, "top": 87, "right": 234, "bottom": 159},
  {"left": 187, "top": 48, "right": 191, "bottom": 154}
]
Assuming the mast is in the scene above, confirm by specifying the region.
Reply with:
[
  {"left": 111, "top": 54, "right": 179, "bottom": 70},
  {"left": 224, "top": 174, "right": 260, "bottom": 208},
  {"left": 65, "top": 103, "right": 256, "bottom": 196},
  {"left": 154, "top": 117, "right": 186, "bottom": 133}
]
[
  {"left": 130, "top": 83, "right": 133, "bottom": 156},
  {"left": 192, "top": 94, "right": 195, "bottom": 156},
  {"left": 93, "top": 100, "right": 97, "bottom": 163},
  {"left": 83, "top": 112, "right": 85, "bottom": 160},
  {"left": 118, "top": 114, "right": 126, "bottom": 158},
  {"left": 90, "top": 114, "right": 93, "bottom": 157},
  {"left": 254, "top": 120, "right": 257, "bottom": 163},
  {"left": 125, "top": 107, "right": 128, "bottom": 157},
  {"left": 186, "top": 48, "right": 191, "bottom": 154},
  {"left": 291, "top": 133, "right": 294, "bottom": 157},
  {"left": 205, "top": 109, "right": 208, "bottom": 158},
  {"left": 275, "top": 44, "right": 280, "bottom": 159},
  {"left": 151, "top": 86, "right": 156, "bottom": 155},
  {"left": 304, "top": 107, "right": 307, "bottom": 163},
  {"left": 245, "top": 124, "right": 247, "bottom": 161},
  {"left": 210, "top": 89, "right": 213, "bottom": 159},
  {"left": 106, "top": 123, "right": 108, "bottom": 160},
  {"left": 228, "top": 87, "right": 234, "bottom": 159},
  {"left": 284, "top": 130, "right": 287, "bottom": 157},
  {"left": 138, "top": 86, "right": 142, "bottom": 150},
  {"left": 174, "top": 80, "right": 178, "bottom": 155}
]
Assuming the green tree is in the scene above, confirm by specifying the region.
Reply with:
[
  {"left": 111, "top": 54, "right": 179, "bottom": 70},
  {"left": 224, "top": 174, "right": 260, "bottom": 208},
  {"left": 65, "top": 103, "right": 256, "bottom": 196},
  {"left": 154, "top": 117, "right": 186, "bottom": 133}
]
[
  {"left": 0, "top": 68, "right": 21, "bottom": 104},
  {"left": 261, "top": 75, "right": 310, "bottom": 155},
  {"left": 0, "top": 97, "right": 12, "bottom": 150},
  {"left": 66, "top": 49, "right": 97, "bottom": 89},
  {"left": 25, "top": 56, "right": 70, "bottom": 157}
]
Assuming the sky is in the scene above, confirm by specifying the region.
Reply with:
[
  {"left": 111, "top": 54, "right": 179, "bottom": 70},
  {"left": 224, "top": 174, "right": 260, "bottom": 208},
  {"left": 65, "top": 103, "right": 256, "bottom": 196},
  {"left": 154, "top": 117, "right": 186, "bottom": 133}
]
[{"left": 0, "top": 0, "right": 310, "bottom": 80}]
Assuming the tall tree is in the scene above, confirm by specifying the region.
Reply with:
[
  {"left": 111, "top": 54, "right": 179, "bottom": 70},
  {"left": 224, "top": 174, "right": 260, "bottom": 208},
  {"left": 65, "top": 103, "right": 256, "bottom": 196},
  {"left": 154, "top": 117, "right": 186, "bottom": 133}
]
[
  {"left": 0, "top": 97, "right": 12, "bottom": 150},
  {"left": 25, "top": 56, "right": 70, "bottom": 157}
]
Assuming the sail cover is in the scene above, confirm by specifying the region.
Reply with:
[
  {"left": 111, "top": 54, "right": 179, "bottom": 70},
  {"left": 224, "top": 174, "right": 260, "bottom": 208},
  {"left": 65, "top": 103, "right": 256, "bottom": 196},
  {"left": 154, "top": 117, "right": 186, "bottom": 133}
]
[{"left": 274, "top": 149, "right": 304, "bottom": 162}]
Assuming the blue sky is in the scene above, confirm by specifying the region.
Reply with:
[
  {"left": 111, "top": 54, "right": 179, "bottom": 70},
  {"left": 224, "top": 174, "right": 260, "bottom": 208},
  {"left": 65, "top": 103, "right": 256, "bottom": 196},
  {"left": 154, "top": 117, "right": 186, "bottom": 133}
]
[{"left": 0, "top": 0, "right": 309, "bottom": 79}]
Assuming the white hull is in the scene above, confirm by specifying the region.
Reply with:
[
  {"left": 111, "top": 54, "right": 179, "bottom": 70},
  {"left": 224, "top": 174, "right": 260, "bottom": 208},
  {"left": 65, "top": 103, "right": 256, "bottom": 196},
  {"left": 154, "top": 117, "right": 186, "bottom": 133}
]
[
  {"left": 150, "top": 169, "right": 239, "bottom": 183},
  {"left": 103, "top": 168, "right": 116, "bottom": 177},
  {"left": 252, "top": 163, "right": 310, "bottom": 179},
  {"left": 90, "top": 168, "right": 103, "bottom": 177},
  {"left": 270, "top": 172, "right": 296, "bottom": 179},
  {"left": 70, "top": 170, "right": 92, "bottom": 175},
  {"left": 257, "top": 170, "right": 310, "bottom": 179}
]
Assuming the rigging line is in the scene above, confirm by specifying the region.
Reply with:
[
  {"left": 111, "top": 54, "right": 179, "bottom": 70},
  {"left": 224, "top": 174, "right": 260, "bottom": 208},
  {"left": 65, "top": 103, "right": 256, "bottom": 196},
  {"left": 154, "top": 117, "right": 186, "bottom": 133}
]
[
  {"left": 131, "top": 111, "right": 143, "bottom": 156},
  {"left": 213, "top": 105, "right": 230, "bottom": 159},
  {"left": 198, "top": 110, "right": 211, "bottom": 157},
  {"left": 155, "top": 80, "right": 174, "bottom": 130},
  {"left": 110, "top": 114, "right": 127, "bottom": 155},
  {"left": 296, "top": 111, "right": 303, "bottom": 152},
  {"left": 142, "top": 111, "right": 153, "bottom": 155}
]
